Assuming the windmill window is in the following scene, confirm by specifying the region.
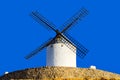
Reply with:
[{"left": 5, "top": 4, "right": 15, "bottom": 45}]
[{"left": 61, "top": 44, "right": 63, "bottom": 47}]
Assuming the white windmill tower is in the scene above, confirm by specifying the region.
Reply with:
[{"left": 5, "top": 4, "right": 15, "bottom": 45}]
[{"left": 25, "top": 7, "right": 89, "bottom": 67}]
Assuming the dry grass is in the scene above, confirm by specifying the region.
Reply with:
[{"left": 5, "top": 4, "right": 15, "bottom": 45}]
[
  {"left": 10, "top": 78, "right": 120, "bottom": 80},
  {"left": 0, "top": 67, "right": 120, "bottom": 80}
]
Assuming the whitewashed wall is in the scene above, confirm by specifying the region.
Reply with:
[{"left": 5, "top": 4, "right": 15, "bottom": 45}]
[{"left": 46, "top": 43, "right": 76, "bottom": 67}]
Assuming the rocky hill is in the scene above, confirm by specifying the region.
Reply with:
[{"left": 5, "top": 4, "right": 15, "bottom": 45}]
[{"left": 0, "top": 66, "right": 120, "bottom": 80}]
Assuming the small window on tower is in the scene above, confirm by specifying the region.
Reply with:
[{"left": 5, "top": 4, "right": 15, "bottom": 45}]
[{"left": 61, "top": 44, "right": 63, "bottom": 47}]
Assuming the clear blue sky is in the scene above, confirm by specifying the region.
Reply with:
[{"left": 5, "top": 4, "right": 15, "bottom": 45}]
[{"left": 0, "top": 0, "right": 120, "bottom": 76}]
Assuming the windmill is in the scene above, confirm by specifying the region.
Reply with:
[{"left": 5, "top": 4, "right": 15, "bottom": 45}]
[{"left": 25, "top": 7, "right": 89, "bottom": 67}]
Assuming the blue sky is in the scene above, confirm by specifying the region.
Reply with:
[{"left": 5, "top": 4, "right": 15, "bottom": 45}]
[{"left": 0, "top": 0, "right": 120, "bottom": 75}]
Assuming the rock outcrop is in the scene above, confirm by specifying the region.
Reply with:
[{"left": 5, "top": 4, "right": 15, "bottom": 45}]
[{"left": 0, "top": 66, "right": 120, "bottom": 80}]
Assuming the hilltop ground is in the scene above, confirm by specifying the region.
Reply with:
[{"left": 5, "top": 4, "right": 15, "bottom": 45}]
[{"left": 0, "top": 66, "right": 120, "bottom": 80}]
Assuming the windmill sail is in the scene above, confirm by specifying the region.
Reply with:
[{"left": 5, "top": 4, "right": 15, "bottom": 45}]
[
  {"left": 25, "top": 38, "right": 53, "bottom": 59},
  {"left": 61, "top": 7, "right": 89, "bottom": 33},
  {"left": 25, "top": 7, "right": 89, "bottom": 60},
  {"left": 31, "top": 11, "right": 57, "bottom": 33},
  {"left": 63, "top": 32, "right": 89, "bottom": 58}
]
